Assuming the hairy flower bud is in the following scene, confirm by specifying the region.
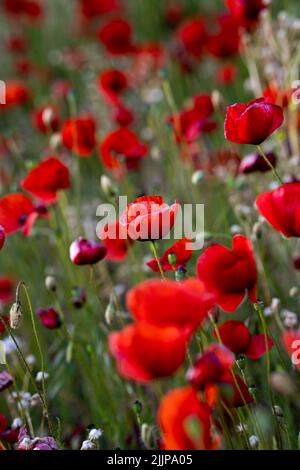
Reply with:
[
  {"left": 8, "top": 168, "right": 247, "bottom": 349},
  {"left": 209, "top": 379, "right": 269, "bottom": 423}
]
[
  {"left": 45, "top": 275, "right": 57, "bottom": 292},
  {"left": 9, "top": 302, "right": 23, "bottom": 329}
]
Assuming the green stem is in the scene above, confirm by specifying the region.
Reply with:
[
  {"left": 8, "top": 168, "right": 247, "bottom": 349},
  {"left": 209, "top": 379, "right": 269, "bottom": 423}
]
[
  {"left": 257, "top": 145, "right": 283, "bottom": 185},
  {"left": 17, "top": 281, "right": 54, "bottom": 437},
  {"left": 150, "top": 241, "right": 165, "bottom": 280},
  {"left": 254, "top": 301, "right": 283, "bottom": 448}
]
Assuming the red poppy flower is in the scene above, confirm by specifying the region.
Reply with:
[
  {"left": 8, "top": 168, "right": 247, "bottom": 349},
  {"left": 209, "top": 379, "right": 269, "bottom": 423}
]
[
  {"left": 207, "top": 13, "right": 240, "bottom": 58},
  {"left": 127, "top": 278, "right": 214, "bottom": 333},
  {"left": 158, "top": 386, "right": 219, "bottom": 450},
  {"left": 0, "top": 193, "right": 44, "bottom": 236},
  {"left": 0, "top": 278, "right": 13, "bottom": 304},
  {"left": 79, "top": 0, "right": 119, "bottom": 20},
  {"left": 147, "top": 238, "right": 192, "bottom": 272},
  {"left": 187, "top": 344, "right": 253, "bottom": 408},
  {"left": 6, "top": 34, "right": 27, "bottom": 53},
  {"left": 169, "top": 94, "right": 216, "bottom": 143},
  {"left": 3, "top": 80, "right": 31, "bottom": 108},
  {"left": 120, "top": 196, "right": 179, "bottom": 241},
  {"left": 0, "top": 415, "right": 7, "bottom": 433},
  {"left": 109, "top": 322, "right": 188, "bottom": 382},
  {"left": 99, "top": 221, "right": 132, "bottom": 262},
  {"left": 205, "top": 370, "right": 254, "bottom": 408},
  {"left": 197, "top": 235, "right": 257, "bottom": 312},
  {"left": 0, "top": 226, "right": 5, "bottom": 251},
  {"left": 32, "top": 105, "right": 60, "bottom": 134},
  {"left": 164, "top": 3, "right": 184, "bottom": 27},
  {"left": 256, "top": 183, "right": 300, "bottom": 237},
  {"left": 14, "top": 58, "right": 32, "bottom": 76},
  {"left": 3, "top": 0, "right": 43, "bottom": 19},
  {"left": 0, "top": 426, "right": 19, "bottom": 444},
  {"left": 97, "top": 69, "right": 128, "bottom": 105},
  {"left": 282, "top": 330, "right": 300, "bottom": 372},
  {"left": 21, "top": 156, "right": 70, "bottom": 203},
  {"left": 36, "top": 308, "right": 61, "bottom": 330},
  {"left": 224, "top": 98, "right": 284, "bottom": 145},
  {"left": 239, "top": 151, "right": 277, "bottom": 174},
  {"left": 217, "top": 65, "right": 237, "bottom": 84},
  {"left": 226, "top": 0, "right": 268, "bottom": 29},
  {"left": 97, "top": 18, "right": 135, "bottom": 55},
  {"left": 69, "top": 237, "right": 107, "bottom": 266},
  {"left": 177, "top": 17, "right": 207, "bottom": 58},
  {"left": 61, "top": 115, "right": 96, "bottom": 157},
  {"left": 186, "top": 344, "right": 234, "bottom": 389},
  {"left": 99, "top": 128, "right": 147, "bottom": 173},
  {"left": 112, "top": 104, "right": 134, "bottom": 127},
  {"left": 215, "top": 320, "right": 273, "bottom": 359}
]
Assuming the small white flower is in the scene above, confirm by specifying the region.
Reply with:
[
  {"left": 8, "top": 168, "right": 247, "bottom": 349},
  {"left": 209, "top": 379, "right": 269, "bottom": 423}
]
[
  {"left": 88, "top": 428, "right": 103, "bottom": 441},
  {"left": 80, "top": 439, "right": 96, "bottom": 450},
  {"left": 12, "top": 417, "right": 23, "bottom": 429},
  {"left": 26, "top": 354, "right": 36, "bottom": 366},
  {"left": 36, "top": 371, "right": 49, "bottom": 383},
  {"left": 249, "top": 435, "right": 259, "bottom": 449}
]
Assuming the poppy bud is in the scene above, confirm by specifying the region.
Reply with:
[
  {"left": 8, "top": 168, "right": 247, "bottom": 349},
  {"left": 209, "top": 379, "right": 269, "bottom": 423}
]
[
  {"left": 45, "top": 276, "right": 56, "bottom": 292},
  {"left": 100, "top": 175, "right": 118, "bottom": 198},
  {"left": 133, "top": 399, "right": 143, "bottom": 416},
  {"left": 191, "top": 170, "right": 204, "bottom": 185},
  {"left": 167, "top": 252, "right": 177, "bottom": 266},
  {"left": 236, "top": 356, "right": 246, "bottom": 370},
  {"left": 249, "top": 435, "right": 259, "bottom": 449},
  {"left": 0, "top": 226, "right": 5, "bottom": 251},
  {"left": 141, "top": 423, "right": 151, "bottom": 446},
  {"left": 49, "top": 133, "right": 62, "bottom": 151},
  {"left": 104, "top": 296, "right": 115, "bottom": 325},
  {"left": 71, "top": 287, "right": 86, "bottom": 309},
  {"left": 248, "top": 386, "right": 257, "bottom": 399},
  {"left": 9, "top": 302, "right": 23, "bottom": 329},
  {"left": 69, "top": 237, "right": 107, "bottom": 266},
  {"left": 175, "top": 266, "right": 187, "bottom": 281},
  {"left": 274, "top": 405, "right": 284, "bottom": 418},
  {"left": 239, "top": 151, "right": 277, "bottom": 174},
  {"left": 289, "top": 286, "right": 299, "bottom": 297}
]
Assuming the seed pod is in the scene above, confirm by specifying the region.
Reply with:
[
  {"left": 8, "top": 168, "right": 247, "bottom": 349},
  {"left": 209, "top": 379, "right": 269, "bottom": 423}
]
[
  {"left": 45, "top": 275, "right": 57, "bottom": 292},
  {"left": 9, "top": 302, "right": 23, "bottom": 329}
]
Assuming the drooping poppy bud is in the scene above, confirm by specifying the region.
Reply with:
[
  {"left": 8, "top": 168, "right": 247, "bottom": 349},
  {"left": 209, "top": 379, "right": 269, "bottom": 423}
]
[
  {"left": 239, "top": 151, "right": 277, "bottom": 174},
  {"left": 9, "top": 302, "right": 23, "bottom": 329},
  {"left": 69, "top": 237, "right": 107, "bottom": 265}
]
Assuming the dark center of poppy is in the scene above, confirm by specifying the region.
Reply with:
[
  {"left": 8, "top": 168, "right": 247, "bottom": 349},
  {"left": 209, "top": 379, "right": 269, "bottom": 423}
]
[{"left": 18, "top": 214, "right": 27, "bottom": 225}]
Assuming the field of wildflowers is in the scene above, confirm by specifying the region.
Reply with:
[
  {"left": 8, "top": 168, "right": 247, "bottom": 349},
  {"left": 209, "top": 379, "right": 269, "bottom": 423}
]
[{"left": 0, "top": 0, "right": 300, "bottom": 453}]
